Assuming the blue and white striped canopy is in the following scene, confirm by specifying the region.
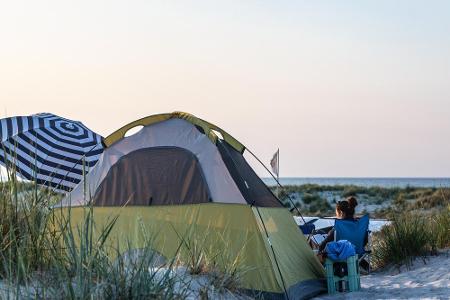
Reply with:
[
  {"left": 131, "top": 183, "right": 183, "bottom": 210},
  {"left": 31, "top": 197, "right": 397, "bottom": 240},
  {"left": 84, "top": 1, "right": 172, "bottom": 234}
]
[{"left": 0, "top": 113, "right": 104, "bottom": 192}]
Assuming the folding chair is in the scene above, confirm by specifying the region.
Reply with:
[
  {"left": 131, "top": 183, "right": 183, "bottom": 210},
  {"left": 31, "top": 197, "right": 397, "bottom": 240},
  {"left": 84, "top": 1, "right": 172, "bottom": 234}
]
[
  {"left": 325, "top": 215, "right": 371, "bottom": 294},
  {"left": 299, "top": 218, "right": 317, "bottom": 235},
  {"left": 299, "top": 218, "right": 318, "bottom": 246},
  {"left": 334, "top": 214, "right": 371, "bottom": 273}
]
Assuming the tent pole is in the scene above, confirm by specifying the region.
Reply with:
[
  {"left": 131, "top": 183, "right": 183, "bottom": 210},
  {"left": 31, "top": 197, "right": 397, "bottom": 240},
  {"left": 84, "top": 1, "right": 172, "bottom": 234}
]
[{"left": 276, "top": 148, "right": 279, "bottom": 198}]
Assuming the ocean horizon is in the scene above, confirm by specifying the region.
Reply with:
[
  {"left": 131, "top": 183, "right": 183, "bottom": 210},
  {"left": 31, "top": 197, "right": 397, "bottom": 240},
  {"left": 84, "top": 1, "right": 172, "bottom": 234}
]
[{"left": 261, "top": 177, "right": 450, "bottom": 188}]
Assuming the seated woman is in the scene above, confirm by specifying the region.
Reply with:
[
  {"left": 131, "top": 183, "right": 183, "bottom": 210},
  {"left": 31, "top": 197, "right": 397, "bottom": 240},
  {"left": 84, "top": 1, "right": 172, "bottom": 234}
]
[
  {"left": 318, "top": 196, "right": 358, "bottom": 254},
  {"left": 317, "top": 196, "right": 370, "bottom": 271}
]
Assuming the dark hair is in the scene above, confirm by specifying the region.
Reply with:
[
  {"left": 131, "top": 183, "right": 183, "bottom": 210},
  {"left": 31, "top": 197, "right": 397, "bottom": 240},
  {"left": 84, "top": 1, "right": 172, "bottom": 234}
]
[
  {"left": 346, "top": 196, "right": 357, "bottom": 207},
  {"left": 336, "top": 196, "right": 358, "bottom": 219}
]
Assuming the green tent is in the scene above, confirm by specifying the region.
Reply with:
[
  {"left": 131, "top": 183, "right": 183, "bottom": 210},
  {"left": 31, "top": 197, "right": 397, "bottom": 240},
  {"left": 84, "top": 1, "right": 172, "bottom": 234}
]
[{"left": 55, "top": 112, "right": 325, "bottom": 299}]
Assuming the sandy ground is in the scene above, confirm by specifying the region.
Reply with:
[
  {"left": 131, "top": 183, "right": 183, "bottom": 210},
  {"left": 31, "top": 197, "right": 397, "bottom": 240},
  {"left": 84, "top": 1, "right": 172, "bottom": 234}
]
[
  {"left": 313, "top": 252, "right": 450, "bottom": 300},
  {"left": 0, "top": 267, "right": 250, "bottom": 299},
  {"left": 1, "top": 253, "right": 448, "bottom": 299}
]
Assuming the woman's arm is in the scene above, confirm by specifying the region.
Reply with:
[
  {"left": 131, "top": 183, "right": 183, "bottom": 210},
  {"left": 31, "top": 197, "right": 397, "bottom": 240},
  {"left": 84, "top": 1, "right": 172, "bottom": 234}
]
[{"left": 318, "top": 228, "right": 335, "bottom": 253}]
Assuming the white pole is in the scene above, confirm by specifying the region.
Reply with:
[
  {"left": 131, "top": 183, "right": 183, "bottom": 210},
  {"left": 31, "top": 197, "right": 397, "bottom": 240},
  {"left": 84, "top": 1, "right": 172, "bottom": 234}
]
[{"left": 276, "top": 148, "right": 279, "bottom": 198}]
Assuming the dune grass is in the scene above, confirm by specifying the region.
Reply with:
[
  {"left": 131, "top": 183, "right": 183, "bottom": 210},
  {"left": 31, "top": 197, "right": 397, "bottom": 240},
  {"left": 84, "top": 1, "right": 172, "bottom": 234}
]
[
  {"left": 428, "top": 205, "right": 450, "bottom": 251},
  {"left": 372, "top": 213, "right": 431, "bottom": 269},
  {"left": 0, "top": 175, "right": 188, "bottom": 299},
  {"left": 0, "top": 177, "right": 60, "bottom": 284},
  {"left": 40, "top": 207, "right": 185, "bottom": 299},
  {"left": 171, "top": 214, "right": 251, "bottom": 295},
  {"left": 372, "top": 206, "right": 450, "bottom": 269},
  {"left": 0, "top": 170, "right": 251, "bottom": 299}
]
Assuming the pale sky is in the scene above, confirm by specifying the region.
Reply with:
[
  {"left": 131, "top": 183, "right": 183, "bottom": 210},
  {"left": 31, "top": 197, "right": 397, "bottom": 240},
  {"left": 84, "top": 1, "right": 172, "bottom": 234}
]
[{"left": 1, "top": 1, "right": 449, "bottom": 177}]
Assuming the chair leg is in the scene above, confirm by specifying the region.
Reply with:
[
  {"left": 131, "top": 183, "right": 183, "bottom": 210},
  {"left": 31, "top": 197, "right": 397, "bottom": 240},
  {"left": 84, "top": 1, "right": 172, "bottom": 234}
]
[
  {"left": 347, "top": 256, "right": 359, "bottom": 292},
  {"left": 326, "top": 256, "right": 361, "bottom": 294},
  {"left": 358, "top": 254, "right": 371, "bottom": 274},
  {"left": 325, "top": 259, "right": 337, "bottom": 294}
]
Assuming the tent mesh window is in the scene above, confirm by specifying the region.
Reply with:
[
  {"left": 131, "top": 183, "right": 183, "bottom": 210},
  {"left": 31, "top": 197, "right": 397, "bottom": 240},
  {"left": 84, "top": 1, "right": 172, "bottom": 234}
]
[{"left": 92, "top": 147, "right": 211, "bottom": 206}]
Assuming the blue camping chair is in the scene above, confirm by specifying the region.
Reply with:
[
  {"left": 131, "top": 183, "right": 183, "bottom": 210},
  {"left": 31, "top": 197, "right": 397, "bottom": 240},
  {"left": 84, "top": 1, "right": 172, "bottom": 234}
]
[
  {"left": 325, "top": 215, "right": 371, "bottom": 294},
  {"left": 299, "top": 218, "right": 317, "bottom": 235},
  {"left": 299, "top": 218, "right": 318, "bottom": 246},
  {"left": 334, "top": 214, "right": 371, "bottom": 272}
]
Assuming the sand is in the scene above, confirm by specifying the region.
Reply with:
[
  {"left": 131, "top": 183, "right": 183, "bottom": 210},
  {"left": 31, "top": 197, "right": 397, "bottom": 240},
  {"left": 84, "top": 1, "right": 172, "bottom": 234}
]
[
  {"left": 1, "top": 253, "right": 448, "bottom": 299},
  {"left": 313, "top": 252, "right": 450, "bottom": 300},
  {"left": 151, "top": 253, "right": 450, "bottom": 299}
]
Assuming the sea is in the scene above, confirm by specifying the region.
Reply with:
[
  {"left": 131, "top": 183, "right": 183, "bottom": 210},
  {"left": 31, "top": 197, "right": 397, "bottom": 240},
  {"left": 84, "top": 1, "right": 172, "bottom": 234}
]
[{"left": 261, "top": 177, "right": 450, "bottom": 188}]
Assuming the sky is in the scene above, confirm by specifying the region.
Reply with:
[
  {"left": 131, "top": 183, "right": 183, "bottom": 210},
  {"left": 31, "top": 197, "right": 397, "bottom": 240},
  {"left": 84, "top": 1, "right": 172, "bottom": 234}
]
[{"left": 1, "top": 1, "right": 450, "bottom": 177}]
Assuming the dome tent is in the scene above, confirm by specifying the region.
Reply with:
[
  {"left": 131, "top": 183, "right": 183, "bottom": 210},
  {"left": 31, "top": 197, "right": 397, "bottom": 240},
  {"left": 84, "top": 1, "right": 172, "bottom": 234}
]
[{"left": 55, "top": 112, "right": 325, "bottom": 299}]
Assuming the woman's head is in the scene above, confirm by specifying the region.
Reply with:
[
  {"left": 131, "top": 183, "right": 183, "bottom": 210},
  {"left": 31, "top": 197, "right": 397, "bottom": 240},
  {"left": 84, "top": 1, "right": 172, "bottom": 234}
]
[{"left": 335, "top": 196, "right": 358, "bottom": 219}]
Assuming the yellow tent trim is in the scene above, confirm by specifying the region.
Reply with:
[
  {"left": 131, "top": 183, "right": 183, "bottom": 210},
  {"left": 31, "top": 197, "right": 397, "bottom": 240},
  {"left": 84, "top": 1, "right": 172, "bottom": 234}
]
[{"left": 103, "top": 112, "right": 245, "bottom": 153}]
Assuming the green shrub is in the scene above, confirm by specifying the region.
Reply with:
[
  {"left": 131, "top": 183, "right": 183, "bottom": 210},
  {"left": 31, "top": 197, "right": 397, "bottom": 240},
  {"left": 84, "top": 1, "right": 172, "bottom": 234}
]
[
  {"left": 276, "top": 188, "right": 289, "bottom": 201},
  {"left": 428, "top": 206, "right": 450, "bottom": 250},
  {"left": 342, "top": 186, "right": 364, "bottom": 197},
  {"left": 306, "top": 198, "right": 332, "bottom": 215},
  {"left": 372, "top": 213, "right": 431, "bottom": 269},
  {"left": 372, "top": 208, "right": 450, "bottom": 269},
  {"left": 283, "top": 201, "right": 292, "bottom": 209},
  {"left": 393, "top": 194, "right": 407, "bottom": 211},
  {"left": 302, "top": 193, "right": 321, "bottom": 204},
  {"left": 413, "top": 189, "right": 450, "bottom": 210}
]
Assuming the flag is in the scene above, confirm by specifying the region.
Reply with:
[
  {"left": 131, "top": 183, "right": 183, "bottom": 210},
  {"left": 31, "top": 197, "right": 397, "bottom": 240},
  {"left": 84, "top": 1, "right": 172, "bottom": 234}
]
[{"left": 270, "top": 149, "right": 279, "bottom": 177}]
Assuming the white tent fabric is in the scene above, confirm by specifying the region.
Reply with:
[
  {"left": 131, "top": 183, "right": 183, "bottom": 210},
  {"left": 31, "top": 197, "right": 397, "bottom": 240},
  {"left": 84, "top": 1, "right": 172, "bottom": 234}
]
[{"left": 60, "top": 119, "right": 246, "bottom": 207}]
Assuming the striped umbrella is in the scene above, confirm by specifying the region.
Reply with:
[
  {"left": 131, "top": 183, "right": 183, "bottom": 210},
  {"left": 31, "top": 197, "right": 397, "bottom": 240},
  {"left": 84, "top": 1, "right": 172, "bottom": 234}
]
[{"left": 0, "top": 113, "right": 104, "bottom": 192}]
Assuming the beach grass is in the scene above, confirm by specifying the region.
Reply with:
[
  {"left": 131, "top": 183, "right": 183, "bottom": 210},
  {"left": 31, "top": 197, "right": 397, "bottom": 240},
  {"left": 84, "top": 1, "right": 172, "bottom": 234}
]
[
  {"left": 0, "top": 174, "right": 188, "bottom": 299},
  {"left": 371, "top": 213, "right": 431, "bottom": 268},
  {"left": 428, "top": 205, "right": 450, "bottom": 250},
  {"left": 0, "top": 170, "right": 251, "bottom": 299},
  {"left": 372, "top": 206, "right": 450, "bottom": 269},
  {"left": 0, "top": 177, "right": 59, "bottom": 284},
  {"left": 171, "top": 218, "right": 250, "bottom": 295},
  {"left": 41, "top": 208, "right": 185, "bottom": 299}
]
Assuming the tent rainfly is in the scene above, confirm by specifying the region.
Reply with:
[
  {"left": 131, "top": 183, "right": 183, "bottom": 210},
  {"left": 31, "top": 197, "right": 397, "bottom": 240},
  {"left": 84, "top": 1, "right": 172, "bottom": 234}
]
[{"left": 55, "top": 112, "right": 326, "bottom": 299}]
